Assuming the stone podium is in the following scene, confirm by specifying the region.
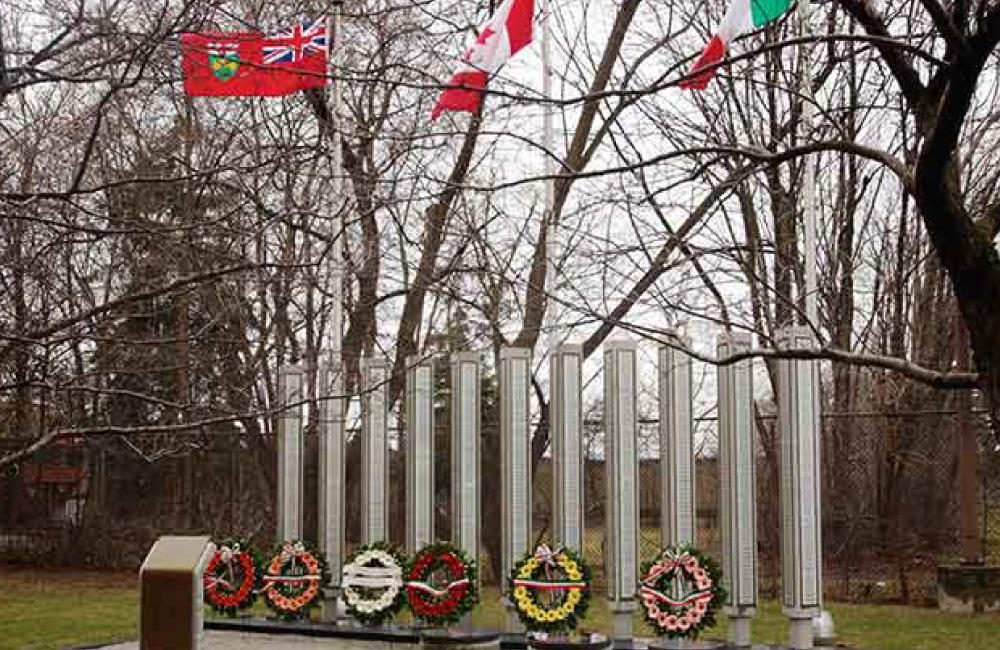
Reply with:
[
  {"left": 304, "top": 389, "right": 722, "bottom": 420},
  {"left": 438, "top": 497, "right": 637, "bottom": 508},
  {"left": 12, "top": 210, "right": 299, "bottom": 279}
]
[{"left": 139, "top": 535, "right": 215, "bottom": 650}]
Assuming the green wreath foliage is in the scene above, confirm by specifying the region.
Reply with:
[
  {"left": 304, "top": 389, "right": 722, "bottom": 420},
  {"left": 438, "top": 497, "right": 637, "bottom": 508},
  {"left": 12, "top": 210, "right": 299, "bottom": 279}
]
[
  {"left": 262, "top": 539, "right": 331, "bottom": 621},
  {"left": 405, "top": 541, "right": 479, "bottom": 627},
  {"left": 638, "top": 544, "right": 726, "bottom": 639},
  {"left": 203, "top": 538, "right": 262, "bottom": 616},
  {"left": 507, "top": 546, "right": 592, "bottom": 634},
  {"left": 342, "top": 541, "right": 409, "bottom": 626}
]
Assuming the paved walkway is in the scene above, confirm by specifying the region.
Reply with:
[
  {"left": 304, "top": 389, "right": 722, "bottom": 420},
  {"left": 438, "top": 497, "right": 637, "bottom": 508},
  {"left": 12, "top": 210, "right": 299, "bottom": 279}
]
[
  {"left": 101, "top": 631, "right": 409, "bottom": 649},
  {"left": 98, "top": 633, "right": 814, "bottom": 650}
]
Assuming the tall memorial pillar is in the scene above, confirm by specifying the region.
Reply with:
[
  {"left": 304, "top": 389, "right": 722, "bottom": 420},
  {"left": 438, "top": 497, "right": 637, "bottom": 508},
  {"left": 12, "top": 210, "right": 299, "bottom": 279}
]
[
  {"left": 451, "top": 352, "right": 481, "bottom": 564},
  {"left": 361, "top": 356, "right": 389, "bottom": 543},
  {"left": 777, "top": 327, "right": 823, "bottom": 650},
  {"left": 551, "top": 343, "right": 584, "bottom": 551},
  {"left": 604, "top": 339, "right": 638, "bottom": 641},
  {"left": 659, "top": 333, "right": 696, "bottom": 548},
  {"left": 318, "top": 362, "right": 346, "bottom": 612},
  {"left": 500, "top": 347, "right": 532, "bottom": 632},
  {"left": 406, "top": 355, "right": 435, "bottom": 553},
  {"left": 277, "top": 364, "right": 304, "bottom": 541},
  {"left": 717, "top": 333, "right": 757, "bottom": 647}
]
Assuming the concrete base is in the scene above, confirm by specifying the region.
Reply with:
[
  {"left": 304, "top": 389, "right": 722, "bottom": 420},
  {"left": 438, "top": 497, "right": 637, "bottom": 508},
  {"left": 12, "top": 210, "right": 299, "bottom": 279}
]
[
  {"left": 811, "top": 610, "right": 835, "bottom": 646},
  {"left": 320, "top": 590, "right": 348, "bottom": 623},
  {"left": 607, "top": 600, "right": 637, "bottom": 641},
  {"left": 205, "top": 616, "right": 419, "bottom": 642},
  {"left": 525, "top": 633, "right": 612, "bottom": 650},
  {"left": 421, "top": 629, "right": 501, "bottom": 650},
  {"left": 787, "top": 618, "right": 812, "bottom": 650},
  {"left": 728, "top": 616, "right": 751, "bottom": 648},
  {"left": 648, "top": 639, "right": 728, "bottom": 649},
  {"left": 937, "top": 564, "right": 1000, "bottom": 613},
  {"left": 503, "top": 599, "right": 525, "bottom": 634},
  {"left": 101, "top": 636, "right": 842, "bottom": 650},
  {"left": 196, "top": 623, "right": 840, "bottom": 650}
]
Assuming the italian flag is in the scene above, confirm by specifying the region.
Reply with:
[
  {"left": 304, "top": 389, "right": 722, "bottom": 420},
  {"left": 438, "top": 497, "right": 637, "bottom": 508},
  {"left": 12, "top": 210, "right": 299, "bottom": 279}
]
[{"left": 681, "top": 0, "right": 792, "bottom": 90}]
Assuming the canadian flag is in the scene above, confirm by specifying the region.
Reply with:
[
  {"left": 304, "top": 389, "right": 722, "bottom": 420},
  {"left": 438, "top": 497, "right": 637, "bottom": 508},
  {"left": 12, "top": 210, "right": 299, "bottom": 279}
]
[{"left": 431, "top": 0, "right": 535, "bottom": 120}]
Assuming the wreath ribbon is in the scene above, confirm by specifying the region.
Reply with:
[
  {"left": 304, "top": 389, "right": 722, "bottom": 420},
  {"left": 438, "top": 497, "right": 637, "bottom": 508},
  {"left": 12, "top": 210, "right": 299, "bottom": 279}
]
[
  {"left": 278, "top": 541, "right": 306, "bottom": 564},
  {"left": 343, "top": 564, "right": 403, "bottom": 588},
  {"left": 643, "top": 551, "right": 694, "bottom": 583},
  {"left": 219, "top": 543, "right": 240, "bottom": 564},
  {"left": 262, "top": 574, "right": 323, "bottom": 584},
  {"left": 204, "top": 544, "right": 244, "bottom": 588},
  {"left": 533, "top": 544, "right": 562, "bottom": 568},
  {"left": 405, "top": 577, "right": 470, "bottom": 597},
  {"left": 639, "top": 585, "right": 713, "bottom": 608},
  {"left": 512, "top": 579, "right": 586, "bottom": 590}
]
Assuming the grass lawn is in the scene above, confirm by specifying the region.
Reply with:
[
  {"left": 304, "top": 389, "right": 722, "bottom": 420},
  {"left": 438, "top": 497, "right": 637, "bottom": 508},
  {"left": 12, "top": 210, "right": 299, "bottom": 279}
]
[
  {"left": 2, "top": 570, "right": 999, "bottom": 650},
  {"left": 0, "top": 569, "right": 137, "bottom": 650}
]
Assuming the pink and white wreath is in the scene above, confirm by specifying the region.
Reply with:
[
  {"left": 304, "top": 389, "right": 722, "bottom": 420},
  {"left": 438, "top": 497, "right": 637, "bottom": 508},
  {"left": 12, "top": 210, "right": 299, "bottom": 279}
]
[{"left": 639, "top": 546, "right": 726, "bottom": 639}]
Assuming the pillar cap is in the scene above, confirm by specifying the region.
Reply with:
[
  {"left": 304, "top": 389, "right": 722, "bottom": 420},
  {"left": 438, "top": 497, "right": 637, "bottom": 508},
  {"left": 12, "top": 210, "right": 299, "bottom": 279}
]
[
  {"left": 361, "top": 355, "right": 389, "bottom": 370},
  {"left": 775, "top": 325, "right": 817, "bottom": 348},
  {"left": 660, "top": 330, "right": 689, "bottom": 346},
  {"left": 716, "top": 331, "right": 752, "bottom": 348},
  {"left": 604, "top": 338, "right": 637, "bottom": 352},
  {"left": 405, "top": 353, "right": 435, "bottom": 367},
  {"left": 553, "top": 342, "right": 584, "bottom": 355},
  {"left": 500, "top": 346, "right": 531, "bottom": 360}
]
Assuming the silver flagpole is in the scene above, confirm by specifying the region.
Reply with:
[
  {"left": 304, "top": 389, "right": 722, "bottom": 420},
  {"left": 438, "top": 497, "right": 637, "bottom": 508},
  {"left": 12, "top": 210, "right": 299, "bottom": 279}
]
[
  {"left": 541, "top": 0, "right": 558, "bottom": 349},
  {"left": 782, "top": 1, "right": 833, "bottom": 647},
  {"left": 318, "top": 2, "right": 346, "bottom": 621},
  {"left": 541, "top": 0, "right": 584, "bottom": 556},
  {"left": 800, "top": 0, "right": 817, "bottom": 324}
]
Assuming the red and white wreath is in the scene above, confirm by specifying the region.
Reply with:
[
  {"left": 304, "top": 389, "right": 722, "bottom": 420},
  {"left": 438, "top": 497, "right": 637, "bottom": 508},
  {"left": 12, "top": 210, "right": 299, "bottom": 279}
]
[
  {"left": 639, "top": 545, "right": 726, "bottom": 639},
  {"left": 405, "top": 542, "right": 478, "bottom": 626},
  {"left": 203, "top": 540, "right": 260, "bottom": 615}
]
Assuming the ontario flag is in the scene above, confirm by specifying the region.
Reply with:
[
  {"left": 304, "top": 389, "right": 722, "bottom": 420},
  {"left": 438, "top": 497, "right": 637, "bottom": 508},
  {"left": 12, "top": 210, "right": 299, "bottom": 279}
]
[
  {"left": 681, "top": 0, "right": 791, "bottom": 90},
  {"left": 431, "top": 0, "right": 535, "bottom": 120},
  {"left": 181, "top": 17, "right": 328, "bottom": 97}
]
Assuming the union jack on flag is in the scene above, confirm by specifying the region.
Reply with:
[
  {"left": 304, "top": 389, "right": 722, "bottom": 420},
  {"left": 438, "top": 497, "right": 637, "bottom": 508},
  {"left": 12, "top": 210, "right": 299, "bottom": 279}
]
[{"left": 262, "top": 17, "right": 328, "bottom": 65}]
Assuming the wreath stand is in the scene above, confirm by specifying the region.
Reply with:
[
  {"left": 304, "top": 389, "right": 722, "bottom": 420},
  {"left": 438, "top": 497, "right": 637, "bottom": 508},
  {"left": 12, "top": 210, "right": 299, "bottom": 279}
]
[
  {"left": 421, "top": 628, "right": 502, "bottom": 650},
  {"left": 524, "top": 632, "right": 612, "bottom": 650},
  {"left": 644, "top": 639, "right": 728, "bottom": 650}
]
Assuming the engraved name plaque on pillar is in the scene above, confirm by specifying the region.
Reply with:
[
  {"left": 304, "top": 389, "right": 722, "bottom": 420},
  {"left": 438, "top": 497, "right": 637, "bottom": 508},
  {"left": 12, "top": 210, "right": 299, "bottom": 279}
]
[
  {"left": 451, "top": 352, "right": 481, "bottom": 565},
  {"left": 717, "top": 332, "right": 757, "bottom": 647},
  {"left": 406, "top": 355, "right": 435, "bottom": 553},
  {"left": 604, "top": 339, "right": 639, "bottom": 640},
  {"left": 552, "top": 343, "right": 584, "bottom": 551},
  {"left": 500, "top": 347, "right": 531, "bottom": 632},
  {"left": 777, "top": 326, "right": 823, "bottom": 649},
  {"left": 277, "top": 364, "right": 304, "bottom": 541},
  {"left": 659, "top": 333, "right": 695, "bottom": 548},
  {"left": 361, "top": 355, "right": 389, "bottom": 543},
  {"left": 318, "top": 362, "right": 345, "bottom": 590}
]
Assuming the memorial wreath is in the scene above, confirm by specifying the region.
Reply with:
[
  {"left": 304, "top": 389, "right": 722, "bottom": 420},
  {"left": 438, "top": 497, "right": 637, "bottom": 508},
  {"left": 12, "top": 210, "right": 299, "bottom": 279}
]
[
  {"left": 405, "top": 542, "right": 478, "bottom": 626},
  {"left": 262, "top": 540, "right": 330, "bottom": 620},
  {"left": 639, "top": 545, "right": 725, "bottom": 639},
  {"left": 509, "top": 545, "right": 591, "bottom": 633},
  {"left": 203, "top": 539, "right": 260, "bottom": 615},
  {"left": 342, "top": 542, "right": 408, "bottom": 626}
]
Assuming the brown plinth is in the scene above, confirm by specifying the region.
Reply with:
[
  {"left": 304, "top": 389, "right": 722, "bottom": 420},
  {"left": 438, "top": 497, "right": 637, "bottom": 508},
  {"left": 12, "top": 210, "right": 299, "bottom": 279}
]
[{"left": 139, "top": 535, "right": 214, "bottom": 650}]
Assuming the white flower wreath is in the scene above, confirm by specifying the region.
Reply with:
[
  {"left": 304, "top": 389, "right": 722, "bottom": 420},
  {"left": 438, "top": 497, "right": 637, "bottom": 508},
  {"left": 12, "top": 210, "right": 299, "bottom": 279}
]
[{"left": 342, "top": 546, "right": 406, "bottom": 625}]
